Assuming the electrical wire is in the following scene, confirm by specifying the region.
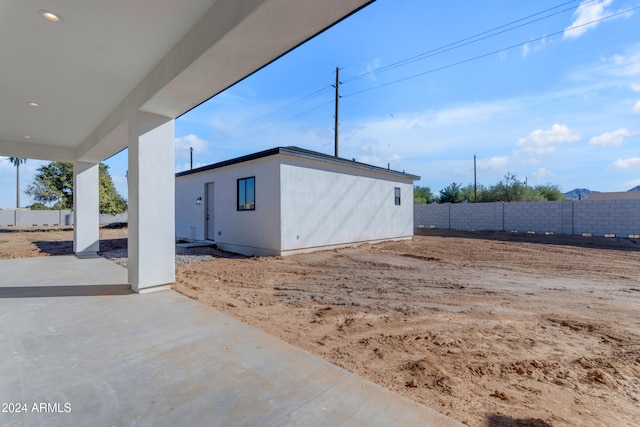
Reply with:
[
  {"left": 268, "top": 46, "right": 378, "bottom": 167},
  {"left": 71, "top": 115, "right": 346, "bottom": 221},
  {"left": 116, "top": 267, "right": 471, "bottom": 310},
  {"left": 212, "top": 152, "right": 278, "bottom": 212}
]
[
  {"left": 238, "top": 99, "right": 335, "bottom": 139},
  {"left": 342, "top": 0, "right": 592, "bottom": 83},
  {"left": 342, "top": 5, "right": 640, "bottom": 99},
  {"left": 218, "top": 1, "right": 636, "bottom": 138},
  {"left": 236, "top": 0, "right": 591, "bottom": 135},
  {"left": 242, "top": 85, "right": 334, "bottom": 128}
]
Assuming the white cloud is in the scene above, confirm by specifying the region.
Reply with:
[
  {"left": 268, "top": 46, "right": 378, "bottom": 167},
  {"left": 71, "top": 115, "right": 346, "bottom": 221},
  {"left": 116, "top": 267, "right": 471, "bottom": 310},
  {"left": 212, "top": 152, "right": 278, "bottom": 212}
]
[
  {"left": 521, "top": 36, "right": 550, "bottom": 59},
  {"left": 351, "top": 142, "right": 403, "bottom": 168},
  {"left": 521, "top": 157, "right": 541, "bottom": 165},
  {"left": 633, "top": 100, "right": 640, "bottom": 114},
  {"left": 365, "top": 58, "right": 381, "bottom": 81},
  {"left": 588, "top": 128, "right": 631, "bottom": 147},
  {"left": 613, "top": 157, "right": 640, "bottom": 170},
  {"left": 175, "top": 134, "right": 208, "bottom": 161},
  {"left": 564, "top": 0, "right": 614, "bottom": 39},
  {"left": 430, "top": 103, "right": 507, "bottom": 126},
  {"left": 477, "top": 156, "right": 509, "bottom": 171},
  {"left": 517, "top": 124, "right": 580, "bottom": 155},
  {"left": 624, "top": 178, "right": 640, "bottom": 188},
  {"left": 333, "top": 100, "right": 512, "bottom": 164},
  {"left": 631, "top": 83, "right": 640, "bottom": 92},
  {"left": 533, "top": 168, "right": 553, "bottom": 178},
  {"left": 598, "top": 50, "right": 640, "bottom": 77}
]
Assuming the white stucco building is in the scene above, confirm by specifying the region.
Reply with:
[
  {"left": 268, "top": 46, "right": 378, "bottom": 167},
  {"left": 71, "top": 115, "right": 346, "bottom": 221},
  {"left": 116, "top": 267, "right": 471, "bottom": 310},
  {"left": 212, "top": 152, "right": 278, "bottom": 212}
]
[{"left": 176, "top": 147, "right": 419, "bottom": 256}]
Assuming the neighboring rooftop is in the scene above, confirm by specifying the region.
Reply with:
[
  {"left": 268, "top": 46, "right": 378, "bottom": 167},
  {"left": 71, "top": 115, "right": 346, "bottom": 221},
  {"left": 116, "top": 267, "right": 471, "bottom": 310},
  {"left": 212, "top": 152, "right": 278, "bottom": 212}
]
[{"left": 176, "top": 146, "right": 420, "bottom": 180}]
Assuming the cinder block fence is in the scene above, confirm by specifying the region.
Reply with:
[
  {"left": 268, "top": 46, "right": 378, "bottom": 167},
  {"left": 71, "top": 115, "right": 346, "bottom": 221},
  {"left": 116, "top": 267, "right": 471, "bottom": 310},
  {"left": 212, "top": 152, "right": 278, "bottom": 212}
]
[
  {"left": 414, "top": 200, "right": 640, "bottom": 238},
  {"left": 0, "top": 210, "right": 128, "bottom": 227}
]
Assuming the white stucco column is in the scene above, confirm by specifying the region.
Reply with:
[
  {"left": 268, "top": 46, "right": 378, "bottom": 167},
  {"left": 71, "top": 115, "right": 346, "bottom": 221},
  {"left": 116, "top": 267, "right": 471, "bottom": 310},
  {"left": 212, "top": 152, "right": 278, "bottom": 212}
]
[
  {"left": 73, "top": 162, "right": 100, "bottom": 256},
  {"left": 128, "top": 113, "right": 175, "bottom": 293}
]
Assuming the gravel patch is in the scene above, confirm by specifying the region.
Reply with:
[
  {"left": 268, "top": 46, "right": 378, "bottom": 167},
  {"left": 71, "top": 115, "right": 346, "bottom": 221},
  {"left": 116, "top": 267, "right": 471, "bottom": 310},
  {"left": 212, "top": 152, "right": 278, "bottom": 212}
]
[{"left": 99, "top": 246, "right": 217, "bottom": 268}]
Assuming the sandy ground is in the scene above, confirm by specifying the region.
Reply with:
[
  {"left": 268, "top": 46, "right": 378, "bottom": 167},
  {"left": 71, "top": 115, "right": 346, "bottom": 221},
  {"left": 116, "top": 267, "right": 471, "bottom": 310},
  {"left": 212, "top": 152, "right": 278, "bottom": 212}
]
[{"left": 2, "top": 226, "right": 639, "bottom": 427}]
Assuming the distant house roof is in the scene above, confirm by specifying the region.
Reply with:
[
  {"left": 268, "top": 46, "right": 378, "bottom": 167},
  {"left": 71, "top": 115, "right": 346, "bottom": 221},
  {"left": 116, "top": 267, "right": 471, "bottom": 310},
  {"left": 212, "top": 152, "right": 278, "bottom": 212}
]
[
  {"left": 587, "top": 191, "right": 640, "bottom": 201},
  {"left": 176, "top": 146, "right": 420, "bottom": 180}
]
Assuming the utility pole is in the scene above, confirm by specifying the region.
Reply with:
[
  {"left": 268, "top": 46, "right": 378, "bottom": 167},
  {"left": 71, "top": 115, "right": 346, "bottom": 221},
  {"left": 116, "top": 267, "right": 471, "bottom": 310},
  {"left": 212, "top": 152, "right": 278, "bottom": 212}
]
[
  {"left": 474, "top": 154, "right": 477, "bottom": 203},
  {"left": 190, "top": 147, "right": 193, "bottom": 170},
  {"left": 333, "top": 67, "right": 340, "bottom": 157}
]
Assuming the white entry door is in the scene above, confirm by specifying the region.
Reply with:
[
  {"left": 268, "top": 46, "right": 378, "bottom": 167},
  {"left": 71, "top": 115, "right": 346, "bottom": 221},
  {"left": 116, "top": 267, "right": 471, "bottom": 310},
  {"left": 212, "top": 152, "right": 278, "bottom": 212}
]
[{"left": 205, "top": 182, "right": 215, "bottom": 241}]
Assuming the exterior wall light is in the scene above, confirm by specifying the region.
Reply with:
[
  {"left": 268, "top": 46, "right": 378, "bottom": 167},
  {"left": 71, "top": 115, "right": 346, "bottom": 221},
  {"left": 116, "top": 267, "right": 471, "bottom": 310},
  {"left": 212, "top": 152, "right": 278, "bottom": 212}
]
[{"left": 196, "top": 197, "right": 202, "bottom": 205}]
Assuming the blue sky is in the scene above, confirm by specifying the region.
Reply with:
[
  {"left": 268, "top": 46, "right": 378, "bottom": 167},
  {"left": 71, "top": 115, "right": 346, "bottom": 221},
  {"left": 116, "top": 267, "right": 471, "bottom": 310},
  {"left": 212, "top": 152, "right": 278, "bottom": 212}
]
[{"left": 2, "top": 0, "right": 640, "bottom": 208}]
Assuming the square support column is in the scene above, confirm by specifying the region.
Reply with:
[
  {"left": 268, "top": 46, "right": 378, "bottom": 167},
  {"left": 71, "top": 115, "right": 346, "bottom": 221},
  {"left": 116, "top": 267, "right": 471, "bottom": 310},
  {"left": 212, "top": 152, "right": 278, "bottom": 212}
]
[
  {"left": 73, "top": 162, "right": 100, "bottom": 256},
  {"left": 128, "top": 113, "right": 175, "bottom": 293}
]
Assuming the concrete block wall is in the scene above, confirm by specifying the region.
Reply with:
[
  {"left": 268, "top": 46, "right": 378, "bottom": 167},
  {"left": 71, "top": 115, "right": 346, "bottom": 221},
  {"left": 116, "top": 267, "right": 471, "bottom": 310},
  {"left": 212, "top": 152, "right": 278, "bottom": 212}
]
[
  {"left": 573, "top": 200, "right": 640, "bottom": 237},
  {"left": 14, "top": 210, "right": 73, "bottom": 227},
  {"left": 0, "top": 210, "right": 15, "bottom": 227},
  {"left": 0, "top": 210, "right": 127, "bottom": 227},
  {"left": 561, "top": 201, "right": 574, "bottom": 235},
  {"left": 451, "top": 203, "right": 502, "bottom": 231},
  {"left": 100, "top": 212, "right": 128, "bottom": 224},
  {"left": 414, "top": 203, "right": 450, "bottom": 229},
  {"left": 414, "top": 200, "right": 640, "bottom": 237},
  {"left": 504, "top": 201, "right": 563, "bottom": 234}
]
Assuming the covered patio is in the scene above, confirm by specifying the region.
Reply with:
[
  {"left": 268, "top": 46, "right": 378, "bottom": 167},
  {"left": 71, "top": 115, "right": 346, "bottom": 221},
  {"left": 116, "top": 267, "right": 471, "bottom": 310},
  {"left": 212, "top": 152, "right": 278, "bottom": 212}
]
[{"left": 0, "top": 0, "right": 377, "bottom": 293}]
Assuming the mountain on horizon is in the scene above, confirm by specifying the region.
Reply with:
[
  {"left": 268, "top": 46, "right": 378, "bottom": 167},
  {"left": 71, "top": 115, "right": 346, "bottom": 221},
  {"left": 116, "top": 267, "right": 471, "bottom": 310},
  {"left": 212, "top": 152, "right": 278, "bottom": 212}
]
[
  {"left": 564, "top": 185, "right": 640, "bottom": 200},
  {"left": 563, "top": 188, "right": 596, "bottom": 201}
]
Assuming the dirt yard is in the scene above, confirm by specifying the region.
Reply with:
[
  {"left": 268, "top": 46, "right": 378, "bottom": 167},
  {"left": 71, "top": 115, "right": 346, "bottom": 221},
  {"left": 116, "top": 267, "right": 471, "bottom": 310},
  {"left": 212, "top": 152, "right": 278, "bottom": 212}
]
[{"left": 2, "top": 227, "right": 639, "bottom": 426}]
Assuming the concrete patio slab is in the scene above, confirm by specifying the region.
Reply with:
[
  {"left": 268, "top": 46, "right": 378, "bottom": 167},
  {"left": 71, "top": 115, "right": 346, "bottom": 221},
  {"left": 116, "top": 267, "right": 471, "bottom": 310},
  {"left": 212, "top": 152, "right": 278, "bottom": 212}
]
[
  {"left": 0, "top": 255, "right": 130, "bottom": 297},
  {"left": 0, "top": 257, "right": 464, "bottom": 427}
]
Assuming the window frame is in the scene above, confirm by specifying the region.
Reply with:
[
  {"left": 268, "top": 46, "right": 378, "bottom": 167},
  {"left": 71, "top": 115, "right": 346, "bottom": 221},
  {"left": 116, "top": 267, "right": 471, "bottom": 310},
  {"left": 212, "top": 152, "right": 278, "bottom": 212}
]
[
  {"left": 394, "top": 187, "right": 401, "bottom": 206},
  {"left": 237, "top": 176, "right": 256, "bottom": 211}
]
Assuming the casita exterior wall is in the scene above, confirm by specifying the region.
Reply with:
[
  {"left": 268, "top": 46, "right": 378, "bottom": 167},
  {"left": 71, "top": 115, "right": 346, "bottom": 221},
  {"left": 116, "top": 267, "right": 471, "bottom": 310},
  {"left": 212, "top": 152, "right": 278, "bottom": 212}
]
[
  {"left": 176, "top": 152, "right": 415, "bottom": 256},
  {"left": 279, "top": 155, "right": 414, "bottom": 255},
  {"left": 175, "top": 156, "right": 281, "bottom": 256}
]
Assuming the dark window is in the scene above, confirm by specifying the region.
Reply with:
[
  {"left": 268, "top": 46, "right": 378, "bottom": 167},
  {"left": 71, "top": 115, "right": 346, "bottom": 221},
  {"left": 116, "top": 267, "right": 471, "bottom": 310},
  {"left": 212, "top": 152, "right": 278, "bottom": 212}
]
[
  {"left": 237, "top": 177, "right": 255, "bottom": 211},
  {"left": 394, "top": 187, "right": 401, "bottom": 206}
]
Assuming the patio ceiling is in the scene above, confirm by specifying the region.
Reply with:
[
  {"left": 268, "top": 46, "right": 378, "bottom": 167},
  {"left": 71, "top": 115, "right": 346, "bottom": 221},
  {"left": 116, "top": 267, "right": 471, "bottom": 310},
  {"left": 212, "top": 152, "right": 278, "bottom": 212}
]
[{"left": 0, "top": 0, "right": 374, "bottom": 162}]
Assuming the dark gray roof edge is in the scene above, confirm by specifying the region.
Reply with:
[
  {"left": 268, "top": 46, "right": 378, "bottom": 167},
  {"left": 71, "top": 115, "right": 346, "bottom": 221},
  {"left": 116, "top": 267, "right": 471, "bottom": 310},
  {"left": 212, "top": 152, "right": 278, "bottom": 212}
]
[{"left": 176, "top": 146, "right": 420, "bottom": 180}]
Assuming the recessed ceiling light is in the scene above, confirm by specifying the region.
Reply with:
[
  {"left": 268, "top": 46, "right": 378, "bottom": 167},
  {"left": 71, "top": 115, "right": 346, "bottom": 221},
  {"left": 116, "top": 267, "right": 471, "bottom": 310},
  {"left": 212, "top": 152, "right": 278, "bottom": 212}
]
[
  {"left": 23, "top": 136, "right": 32, "bottom": 139},
  {"left": 28, "top": 102, "right": 39, "bottom": 107},
  {"left": 40, "top": 10, "right": 63, "bottom": 22}
]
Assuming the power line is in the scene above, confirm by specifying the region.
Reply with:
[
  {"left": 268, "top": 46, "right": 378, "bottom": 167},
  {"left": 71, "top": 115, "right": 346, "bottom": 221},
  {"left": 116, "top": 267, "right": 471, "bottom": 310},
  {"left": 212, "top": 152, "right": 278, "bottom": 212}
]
[
  {"left": 232, "top": 1, "right": 589, "bottom": 137},
  {"left": 342, "top": 6, "right": 640, "bottom": 99},
  {"left": 242, "top": 85, "right": 333, "bottom": 128},
  {"left": 218, "top": 1, "right": 636, "bottom": 140},
  {"left": 342, "top": 0, "right": 591, "bottom": 84},
  {"left": 238, "top": 99, "right": 335, "bottom": 139}
]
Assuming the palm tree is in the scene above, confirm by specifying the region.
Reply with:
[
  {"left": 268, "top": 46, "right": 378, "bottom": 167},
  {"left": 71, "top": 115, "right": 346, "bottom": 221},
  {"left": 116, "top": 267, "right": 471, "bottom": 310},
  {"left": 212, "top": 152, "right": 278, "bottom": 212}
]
[{"left": 8, "top": 157, "right": 27, "bottom": 208}]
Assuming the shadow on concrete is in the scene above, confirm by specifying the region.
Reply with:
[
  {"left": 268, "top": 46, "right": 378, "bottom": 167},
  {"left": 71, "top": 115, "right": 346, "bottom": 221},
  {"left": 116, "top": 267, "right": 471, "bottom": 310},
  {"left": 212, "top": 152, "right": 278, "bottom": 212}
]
[
  {"left": 31, "top": 238, "right": 128, "bottom": 256},
  {"left": 487, "top": 414, "right": 553, "bottom": 427},
  {"left": 0, "top": 284, "right": 133, "bottom": 298},
  {"left": 415, "top": 228, "right": 640, "bottom": 253}
]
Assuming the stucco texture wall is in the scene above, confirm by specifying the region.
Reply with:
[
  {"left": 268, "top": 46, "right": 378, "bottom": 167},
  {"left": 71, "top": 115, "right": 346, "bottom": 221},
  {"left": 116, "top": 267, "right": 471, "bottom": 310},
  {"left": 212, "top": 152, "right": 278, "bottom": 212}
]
[
  {"left": 279, "top": 156, "right": 414, "bottom": 254},
  {"left": 175, "top": 157, "right": 281, "bottom": 255}
]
